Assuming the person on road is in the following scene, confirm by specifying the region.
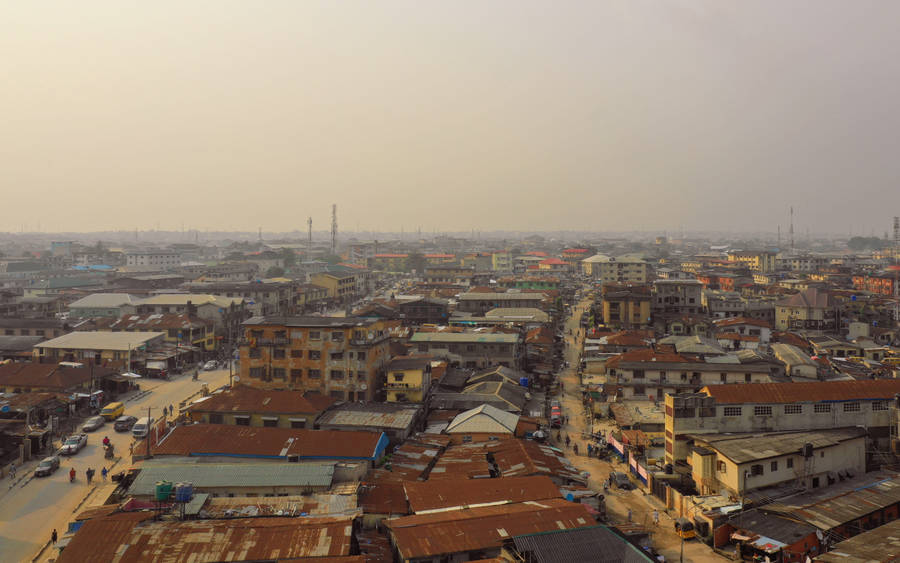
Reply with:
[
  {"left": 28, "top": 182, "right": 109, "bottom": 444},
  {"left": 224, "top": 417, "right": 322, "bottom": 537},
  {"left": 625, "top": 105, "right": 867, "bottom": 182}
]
[
  {"left": 9, "top": 462, "right": 15, "bottom": 479},
  {"left": 587, "top": 443, "right": 593, "bottom": 457},
  {"left": 69, "top": 467, "right": 76, "bottom": 482},
  {"left": 573, "top": 444, "right": 579, "bottom": 456},
  {"left": 169, "top": 404, "right": 174, "bottom": 417},
  {"left": 86, "top": 467, "right": 94, "bottom": 484},
  {"left": 565, "top": 434, "right": 570, "bottom": 448},
  {"left": 627, "top": 508, "right": 633, "bottom": 522},
  {"left": 102, "top": 436, "right": 110, "bottom": 447},
  {"left": 652, "top": 509, "right": 659, "bottom": 526},
  {"left": 51, "top": 529, "right": 57, "bottom": 544},
  {"left": 101, "top": 467, "right": 108, "bottom": 481}
]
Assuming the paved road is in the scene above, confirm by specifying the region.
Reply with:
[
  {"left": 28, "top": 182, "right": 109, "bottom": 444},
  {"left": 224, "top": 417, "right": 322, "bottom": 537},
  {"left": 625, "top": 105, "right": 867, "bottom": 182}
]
[
  {"left": 556, "top": 296, "right": 726, "bottom": 562},
  {"left": 0, "top": 367, "right": 233, "bottom": 562}
]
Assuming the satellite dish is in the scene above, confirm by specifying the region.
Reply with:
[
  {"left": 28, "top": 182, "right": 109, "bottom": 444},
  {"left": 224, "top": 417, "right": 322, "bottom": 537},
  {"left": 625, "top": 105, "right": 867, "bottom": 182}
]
[
  {"left": 233, "top": 376, "right": 240, "bottom": 382},
  {"left": 360, "top": 383, "right": 368, "bottom": 391}
]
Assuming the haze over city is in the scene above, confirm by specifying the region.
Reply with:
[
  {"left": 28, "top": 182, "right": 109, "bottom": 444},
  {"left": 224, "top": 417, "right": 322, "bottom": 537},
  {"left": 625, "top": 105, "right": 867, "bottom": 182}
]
[{"left": 3, "top": 1, "right": 900, "bottom": 234}]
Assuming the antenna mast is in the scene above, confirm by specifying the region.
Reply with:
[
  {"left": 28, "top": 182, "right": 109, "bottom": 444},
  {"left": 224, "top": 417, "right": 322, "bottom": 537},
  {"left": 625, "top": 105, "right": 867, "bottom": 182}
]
[
  {"left": 789, "top": 206, "right": 794, "bottom": 252},
  {"left": 307, "top": 217, "right": 313, "bottom": 261},
  {"left": 331, "top": 204, "right": 338, "bottom": 255}
]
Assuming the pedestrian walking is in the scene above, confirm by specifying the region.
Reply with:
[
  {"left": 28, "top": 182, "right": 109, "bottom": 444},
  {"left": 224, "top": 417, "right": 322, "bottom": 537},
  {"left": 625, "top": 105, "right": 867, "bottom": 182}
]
[
  {"left": 51, "top": 529, "right": 57, "bottom": 544},
  {"left": 86, "top": 467, "right": 94, "bottom": 484},
  {"left": 627, "top": 508, "right": 633, "bottom": 522},
  {"left": 573, "top": 444, "right": 579, "bottom": 456},
  {"left": 101, "top": 467, "right": 108, "bottom": 481},
  {"left": 652, "top": 509, "right": 659, "bottom": 526},
  {"left": 587, "top": 443, "right": 593, "bottom": 457},
  {"left": 169, "top": 404, "right": 174, "bottom": 417},
  {"left": 9, "top": 462, "right": 15, "bottom": 478},
  {"left": 565, "top": 434, "right": 570, "bottom": 448}
]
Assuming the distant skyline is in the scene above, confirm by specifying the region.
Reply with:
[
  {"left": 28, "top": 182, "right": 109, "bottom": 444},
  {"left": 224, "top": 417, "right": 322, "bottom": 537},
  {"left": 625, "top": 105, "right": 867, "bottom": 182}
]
[{"left": 3, "top": 1, "right": 900, "bottom": 233}]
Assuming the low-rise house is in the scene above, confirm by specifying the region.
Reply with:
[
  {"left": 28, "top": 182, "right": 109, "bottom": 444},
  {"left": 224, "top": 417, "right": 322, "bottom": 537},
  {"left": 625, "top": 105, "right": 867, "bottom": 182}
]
[
  {"left": 125, "top": 460, "right": 341, "bottom": 499},
  {"left": 0, "top": 335, "right": 45, "bottom": 361},
  {"left": 409, "top": 331, "right": 520, "bottom": 369},
  {"left": 100, "top": 313, "right": 216, "bottom": 352},
  {"left": 455, "top": 291, "right": 549, "bottom": 314},
  {"left": 775, "top": 288, "right": 836, "bottom": 332},
  {"left": 187, "top": 385, "right": 335, "bottom": 429},
  {"left": 712, "top": 317, "right": 772, "bottom": 344},
  {"left": 815, "top": 517, "right": 900, "bottom": 562},
  {"left": 57, "top": 515, "right": 357, "bottom": 563},
  {"left": 445, "top": 404, "right": 520, "bottom": 442},
  {"left": 717, "top": 508, "right": 821, "bottom": 563},
  {"left": 384, "top": 499, "right": 595, "bottom": 563},
  {"left": 0, "top": 362, "right": 117, "bottom": 394},
  {"left": 33, "top": 331, "right": 166, "bottom": 367},
  {"left": 139, "top": 423, "right": 389, "bottom": 465},
  {"left": 688, "top": 427, "right": 867, "bottom": 496},
  {"left": 67, "top": 293, "right": 135, "bottom": 318},
  {"left": 771, "top": 343, "right": 818, "bottom": 379},
  {"left": 512, "top": 526, "right": 656, "bottom": 563},
  {"left": 384, "top": 356, "right": 434, "bottom": 403},
  {"left": 316, "top": 402, "right": 423, "bottom": 444},
  {"left": 664, "top": 380, "right": 900, "bottom": 464},
  {"left": 0, "top": 317, "right": 68, "bottom": 339},
  {"left": 402, "top": 475, "right": 560, "bottom": 514}
]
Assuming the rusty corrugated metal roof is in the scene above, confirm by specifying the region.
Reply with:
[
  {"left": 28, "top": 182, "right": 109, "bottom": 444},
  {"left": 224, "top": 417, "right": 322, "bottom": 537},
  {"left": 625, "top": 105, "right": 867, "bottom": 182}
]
[
  {"left": 404, "top": 475, "right": 560, "bottom": 513},
  {"left": 702, "top": 379, "right": 900, "bottom": 404},
  {"left": 385, "top": 499, "right": 594, "bottom": 559}
]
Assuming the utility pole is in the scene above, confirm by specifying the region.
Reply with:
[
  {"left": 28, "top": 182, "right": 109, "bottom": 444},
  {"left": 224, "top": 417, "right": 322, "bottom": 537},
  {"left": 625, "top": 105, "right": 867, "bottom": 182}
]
[{"left": 147, "top": 405, "right": 153, "bottom": 459}]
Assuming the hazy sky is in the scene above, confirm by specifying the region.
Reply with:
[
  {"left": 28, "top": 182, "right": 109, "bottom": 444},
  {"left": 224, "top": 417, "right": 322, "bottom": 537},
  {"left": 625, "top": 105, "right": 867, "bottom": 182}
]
[{"left": 3, "top": 2, "right": 900, "bottom": 235}]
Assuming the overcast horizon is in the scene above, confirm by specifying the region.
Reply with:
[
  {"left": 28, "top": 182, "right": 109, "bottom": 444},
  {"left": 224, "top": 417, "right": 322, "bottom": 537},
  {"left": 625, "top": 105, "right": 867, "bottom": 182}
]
[{"left": 3, "top": 2, "right": 900, "bottom": 234}]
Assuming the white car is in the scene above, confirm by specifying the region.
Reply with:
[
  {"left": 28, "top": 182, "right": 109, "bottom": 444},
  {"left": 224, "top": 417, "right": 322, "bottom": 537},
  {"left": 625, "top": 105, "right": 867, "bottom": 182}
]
[
  {"left": 202, "top": 360, "right": 218, "bottom": 371},
  {"left": 59, "top": 433, "right": 88, "bottom": 456}
]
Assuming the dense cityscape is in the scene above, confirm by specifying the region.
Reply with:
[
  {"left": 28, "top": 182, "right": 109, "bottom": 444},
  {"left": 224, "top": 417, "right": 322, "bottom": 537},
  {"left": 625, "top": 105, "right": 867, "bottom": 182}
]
[{"left": 0, "top": 222, "right": 899, "bottom": 561}]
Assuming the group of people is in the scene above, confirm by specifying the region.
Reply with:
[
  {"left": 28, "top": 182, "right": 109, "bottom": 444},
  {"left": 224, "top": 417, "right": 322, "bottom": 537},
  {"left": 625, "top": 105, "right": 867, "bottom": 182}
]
[{"left": 69, "top": 466, "right": 108, "bottom": 483}]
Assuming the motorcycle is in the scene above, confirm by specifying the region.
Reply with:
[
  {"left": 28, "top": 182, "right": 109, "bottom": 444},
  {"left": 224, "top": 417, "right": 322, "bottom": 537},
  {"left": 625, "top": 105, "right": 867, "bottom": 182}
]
[{"left": 104, "top": 443, "right": 115, "bottom": 459}]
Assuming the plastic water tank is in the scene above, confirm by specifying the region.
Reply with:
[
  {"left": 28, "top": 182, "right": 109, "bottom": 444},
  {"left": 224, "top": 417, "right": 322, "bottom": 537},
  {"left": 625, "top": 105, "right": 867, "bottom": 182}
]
[
  {"left": 175, "top": 482, "right": 194, "bottom": 502},
  {"left": 155, "top": 481, "right": 173, "bottom": 501}
]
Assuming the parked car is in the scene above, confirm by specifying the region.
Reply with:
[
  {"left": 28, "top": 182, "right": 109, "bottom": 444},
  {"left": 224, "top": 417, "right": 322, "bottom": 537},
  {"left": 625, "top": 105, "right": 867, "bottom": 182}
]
[
  {"left": 202, "top": 360, "right": 217, "bottom": 371},
  {"left": 34, "top": 456, "right": 60, "bottom": 477},
  {"left": 113, "top": 415, "right": 138, "bottom": 432},
  {"left": 82, "top": 416, "right": 106, "bottom": 432},
  {"left": 608, "top": 471, "right": 634, "bottom": 490},
  {"left": 58, "top": 433, "right": 88, "bottom": 456}
]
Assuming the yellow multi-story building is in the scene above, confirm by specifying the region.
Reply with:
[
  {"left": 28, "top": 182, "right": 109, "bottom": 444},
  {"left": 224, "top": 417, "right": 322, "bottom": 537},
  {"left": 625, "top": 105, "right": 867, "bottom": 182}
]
[
  {"left": 727, "top": 250, "right": 777, "bottom": 273},
  {"left": 239, "top": 316, "right": 393, "bottom": 401},
  {"left": 309, "top": 272, "right": 357, "bottom": 303},
  {"left": 600, "top": 284, "right": 652, "bottom": 329},
  {"left": 383, "top": 356, "right": 433, "bottom": 403}
]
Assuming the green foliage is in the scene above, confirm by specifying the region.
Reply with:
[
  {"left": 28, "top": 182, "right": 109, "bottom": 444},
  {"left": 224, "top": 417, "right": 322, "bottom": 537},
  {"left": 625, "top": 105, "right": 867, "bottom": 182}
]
[
  {"left": 265, "top": 266, "right": 286, "bottom": 278},
  {"left": 847, "top": 236, "right": 888, "bottom": 250}
]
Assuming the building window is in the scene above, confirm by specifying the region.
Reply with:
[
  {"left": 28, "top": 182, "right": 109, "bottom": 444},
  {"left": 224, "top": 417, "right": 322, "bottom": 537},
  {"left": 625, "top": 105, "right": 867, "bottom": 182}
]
[
  {"left": 290, "top": 419, "right": 306, "bottom": 429},
  {"left": 235, "top": 416, "right": 250, "bottom": 426},
  {"left": 330, "top": 369, "right": 344, "bottom": 380},
  {"left": 262, "top": 418, "right": 278, "bottom": 428},
  {"left": 309, "top": 350, "right": 321, "bottom": 360},
  {"left": 843, "top": 402, "right": 861, "bottom": 412},
  {"left": 872, "top": 401, "right": 889, "bottom": 411},
  {"left": 209, "top": 413, "right": 223, "bottom": 424},
  {"left": 814, "top": 403, "right": 831, "bottom": 414},
  {"left": 723, "top": 406, "right": 742, "bottom": 417},
  {"left": 744, "top": 373, "right": 752, "bottom": 383},
  {"left": 754, "top": 406, "right": 773, "bottom": 416},
  {"left": 290, "top": 369, "right": 302, "bottom": 380},
  {"left": 309, "top": 331, "right": 321, "bottom": 340},
  {"left": 393, "top": 373, "right": 405, "bottom": 382},
  {"left": 357, "top": 370, "right": 366, "bottom": 380},
  {"left": 249, "top": 348, "right": 261, "bottom": 359},
  {"left": 308, "top": 369, "right": 321, "bottom": 379},
  {"left": 330, "top": 352, "right": 344, "bottom": 360},
  {"left": 784, "top": 404, "right": 802, "bottom": 415},
  {"left": 272, "top": 368, "right": 285, "bottom": 379},
  {"left": 291, "top": 349, "right": 303, "bottom": 358},
  {"left": 717, "top": 460, "right": 726, "bottom": 473},
  {"left": 331, "top": 332, "right": 344, "bottom": 342},
  {"left": 357, "top": 351, "right": 366, "bottom": 360},
  {"left": 786, "top": 457, "right": 793, "bottom": 469},
  {"left": 273, "top": 348, "right": 286, "bottom": 359},
  {"left": 771, "top": 461, "right": 778, "bottom": 472},
  {"left": 249, "top": 367, "right": 262, "bottom": 379},
  {"left": 750, "top": 464, "right": 763, "bottom": 476}
]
